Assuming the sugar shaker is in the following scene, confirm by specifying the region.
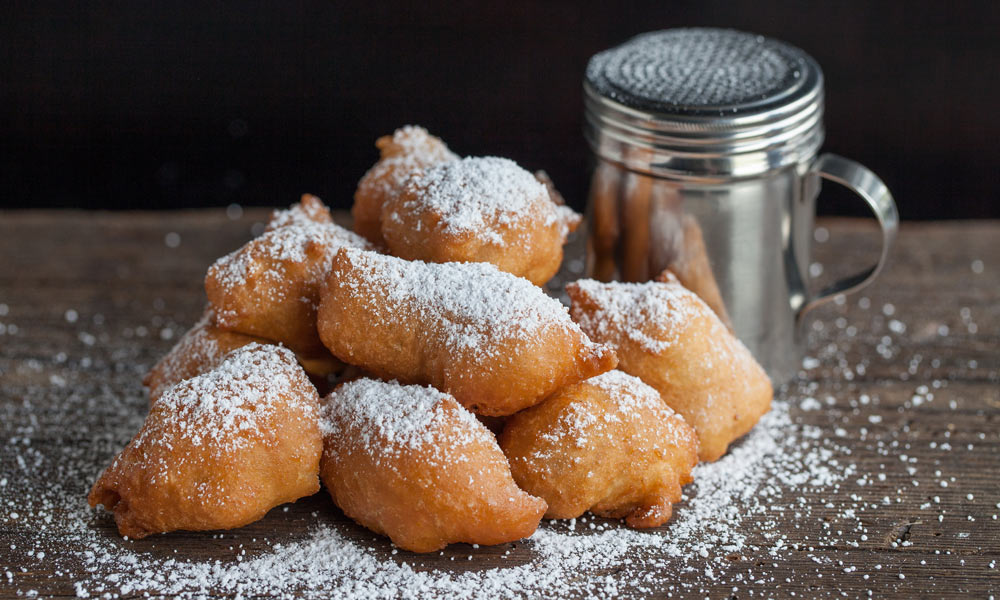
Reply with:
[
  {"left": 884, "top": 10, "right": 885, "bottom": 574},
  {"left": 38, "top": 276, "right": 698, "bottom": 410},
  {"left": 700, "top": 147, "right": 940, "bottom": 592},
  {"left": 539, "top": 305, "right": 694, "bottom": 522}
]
[{"left": 583, "top": 28, "right": 898, "bottom": 382}]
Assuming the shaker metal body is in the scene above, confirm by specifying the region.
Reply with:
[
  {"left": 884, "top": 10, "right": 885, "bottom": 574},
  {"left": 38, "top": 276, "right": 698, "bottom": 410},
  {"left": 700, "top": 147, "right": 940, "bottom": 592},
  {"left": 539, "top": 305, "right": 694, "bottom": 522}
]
[{"left": 583, "top": 29, "right": 898, "bottom": 383}]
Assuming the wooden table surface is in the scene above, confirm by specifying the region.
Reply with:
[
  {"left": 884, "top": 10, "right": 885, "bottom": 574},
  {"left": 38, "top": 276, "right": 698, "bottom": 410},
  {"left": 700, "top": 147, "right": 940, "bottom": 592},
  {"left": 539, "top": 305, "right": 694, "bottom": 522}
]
[{"left": 0, "top": 210, "right": 997, "bottom": 599}]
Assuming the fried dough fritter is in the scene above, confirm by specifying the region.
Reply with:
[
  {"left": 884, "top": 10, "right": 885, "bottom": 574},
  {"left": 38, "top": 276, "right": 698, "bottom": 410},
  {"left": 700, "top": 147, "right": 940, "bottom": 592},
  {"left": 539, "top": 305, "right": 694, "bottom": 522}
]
[
  {"left": 143, "top": 308, "right": 268, "bottom": 403},
  {"left": 352, "top": 125, "right": 457, "bottom": 246},
  {"left": 205, "top": 218, "right": 374, "bottom": 354},
  {"left": 500, "top": 370, "right": 698, "bottom": 528},
  {"left": 316, "top": 248, "right": 617, "bottom": 416},
  {"left": 319, "top": 378, "right": 547, "bottom": 553},
  {"left": 89, "top": 344, "right": 322, "bottom": 538},
  {"left": 380, "top": 157, "right": 580, "bottom": 286},
  {"left": 566, "top": 273, "right": 772, "bottom": 462},
  {"left": 144, "top": 308, "right": 344, "bottom": 403},
  {"left": 265, "top": 193, "right": 334, "bottom": 232}
]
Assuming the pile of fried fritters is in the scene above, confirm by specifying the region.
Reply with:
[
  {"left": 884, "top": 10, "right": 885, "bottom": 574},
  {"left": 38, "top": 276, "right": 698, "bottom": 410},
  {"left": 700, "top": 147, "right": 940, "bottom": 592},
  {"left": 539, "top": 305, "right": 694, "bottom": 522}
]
[{"left": 89, "top": 126, "right": 772, "bottom": 552}]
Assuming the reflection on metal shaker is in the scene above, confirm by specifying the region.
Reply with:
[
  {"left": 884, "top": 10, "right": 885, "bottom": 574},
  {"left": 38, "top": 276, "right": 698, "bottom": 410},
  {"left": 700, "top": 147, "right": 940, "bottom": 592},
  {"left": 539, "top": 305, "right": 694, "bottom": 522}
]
[{"left": 587, "top": 164, "right": 733, "bottom": 329}]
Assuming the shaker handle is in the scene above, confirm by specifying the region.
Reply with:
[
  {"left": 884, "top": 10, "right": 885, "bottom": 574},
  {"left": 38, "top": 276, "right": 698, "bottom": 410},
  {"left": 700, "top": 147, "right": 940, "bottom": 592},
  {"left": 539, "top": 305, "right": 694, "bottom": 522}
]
[{"left": 798, "top": 153, "right": 899, "bottom": 318}]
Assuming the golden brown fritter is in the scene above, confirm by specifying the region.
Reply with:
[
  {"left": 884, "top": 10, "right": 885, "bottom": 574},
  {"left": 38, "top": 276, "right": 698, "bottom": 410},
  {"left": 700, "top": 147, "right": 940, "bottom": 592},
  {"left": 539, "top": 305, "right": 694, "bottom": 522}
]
[
  {"left": 143, "top": 308, "right": 268, "bottom": 403},
  {"left": 144, "top": 308, "right": 345, "bottom": 404},
  {"left": 566, "top": 273, "right": 772, "bottom": 462},
  {"left": 319, "top": 378, "right": 547, "bottom": 553},
  {"left": 265, "top": 193, "right": 334, "bottom": 232},
  {"left": 89, "top": 344, "right": 322, "bottom": 538},
  {"left": 380, "top": 157, "right": 580, "bottom": 286},
  {"left": 317, "top": 248, "right": 617, "bottom": 416},
  {"left": 352, "top": 125, "right": 457, "bottom": 246},
  {"left": 205, "top": 219, "right": 374, "bottom": 354},
  {"left": 500, "top": 370, "right": 699, "bottom": 528}
]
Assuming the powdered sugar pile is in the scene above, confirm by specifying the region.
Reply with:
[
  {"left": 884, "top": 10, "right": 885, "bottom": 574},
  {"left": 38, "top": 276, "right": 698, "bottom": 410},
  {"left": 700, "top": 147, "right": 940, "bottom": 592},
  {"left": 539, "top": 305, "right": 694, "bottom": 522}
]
[{"left": 387, "top": 156, "right": 556, "bottom": 245}]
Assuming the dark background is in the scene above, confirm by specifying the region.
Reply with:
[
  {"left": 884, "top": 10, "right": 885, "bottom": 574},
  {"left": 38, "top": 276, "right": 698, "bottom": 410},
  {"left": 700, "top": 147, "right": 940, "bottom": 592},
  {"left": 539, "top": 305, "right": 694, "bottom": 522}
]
[{"left": 2, "top": 1, "right": 998, "bottom": 219}]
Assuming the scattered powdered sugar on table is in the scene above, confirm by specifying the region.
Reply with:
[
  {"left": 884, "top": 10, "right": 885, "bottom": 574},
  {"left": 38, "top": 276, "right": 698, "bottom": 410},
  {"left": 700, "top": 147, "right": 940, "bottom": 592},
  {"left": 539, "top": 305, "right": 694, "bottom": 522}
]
[
  {"left": 3, "top": 229, "right": 997, "bottom": 598},
  {"left": 2, "top": 323, "right": 869, "bottom": 600},
  {"left": 7, "top": 395, "right": 851, "bottom": 599},
  {"left": 388, "top": 156, "right": 556, "bottom": 245},
  {"left": 0, "top": 301, "right": 15, "bottom": 337}
]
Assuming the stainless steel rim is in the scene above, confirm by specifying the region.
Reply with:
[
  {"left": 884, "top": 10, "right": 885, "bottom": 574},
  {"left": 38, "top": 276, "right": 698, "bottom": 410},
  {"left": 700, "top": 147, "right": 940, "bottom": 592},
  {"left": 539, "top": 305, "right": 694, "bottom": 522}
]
[{"left": 583, "top": 31, "right": 826, "bottom": 181}]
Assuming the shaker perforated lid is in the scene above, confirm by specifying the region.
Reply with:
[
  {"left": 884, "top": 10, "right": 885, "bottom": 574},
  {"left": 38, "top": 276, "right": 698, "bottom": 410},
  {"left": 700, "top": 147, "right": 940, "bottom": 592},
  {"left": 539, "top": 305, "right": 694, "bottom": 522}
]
[
  {"left": 584, "top": 28, "right": 825, "bottom": 179},
  {"left": 586, "top": 28, "right": 817, "bottom": 116}
]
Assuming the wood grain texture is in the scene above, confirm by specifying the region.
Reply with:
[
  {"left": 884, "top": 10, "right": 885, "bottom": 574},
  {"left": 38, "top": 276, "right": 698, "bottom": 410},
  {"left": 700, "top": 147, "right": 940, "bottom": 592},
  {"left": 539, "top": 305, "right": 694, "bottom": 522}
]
[{"left": 0, "top": 210, "right": 997, "bottom": 598}]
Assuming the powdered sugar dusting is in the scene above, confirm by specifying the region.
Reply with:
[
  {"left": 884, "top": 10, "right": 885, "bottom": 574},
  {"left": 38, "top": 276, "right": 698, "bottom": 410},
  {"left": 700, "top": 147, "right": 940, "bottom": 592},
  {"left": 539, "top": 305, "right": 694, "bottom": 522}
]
[
  {"left": 585, "top": 370, "right": 683, "bottom": 427},
  {"left": 588, "top": 369, "right": 662, "bottom": 404},
  {"left": 23, "top": 394, "right": 858, "bottom": 599},
  {"left": 383, "top": 125, "right": 457, "bottom": 161},
  {"left": 555, "top": 205, "right": 582, "bottom": 239},
  {"left": 208, "top": 222, "right": 373, "bottom": 308},
  {"left": 265, "top": 195, "right": 333, "bottom": 231},
  {"left": 134, "top": 343, "right": 313, "bottom": 454},
  {"left": 387, "top": 156, "right": 555, "bottom": 246},
  {"left": 358, "top": 125, "right": 458, "bottom": 201},
  {"left": 569, "top": 278, "right": 700, "bottom": 353},
  {"left": 321, "top": 379, "right": 490, "bottom": 467},
  {"left": 337, "top": 248, "right": 592, "bottom": 364},
  {"left": 534, "top": 169, "right": 581, "bottom": 239},
  {"left": 530, "top": 370, "right": 688, "bottom": 463},
  {"left": 144, "top": 310, "right": 221, "bottom": 400}
]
